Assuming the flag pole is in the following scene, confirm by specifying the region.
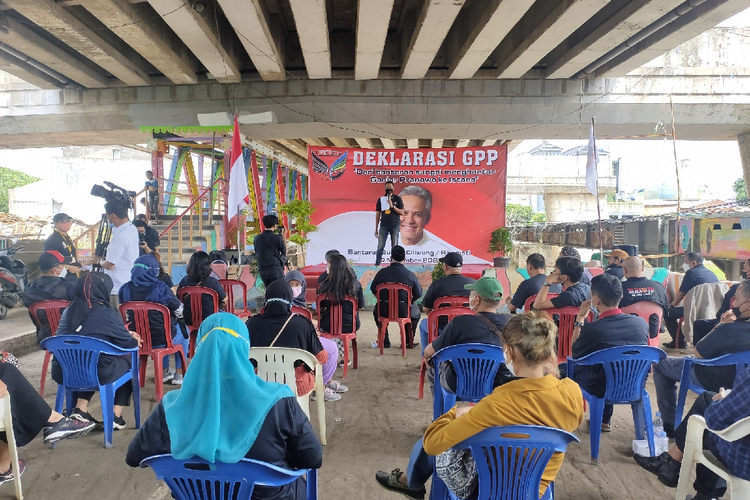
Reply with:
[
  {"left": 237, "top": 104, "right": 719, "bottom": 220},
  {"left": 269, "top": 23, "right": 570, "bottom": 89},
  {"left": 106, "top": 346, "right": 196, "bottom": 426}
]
[{"left": 592, "top": 116, "right": 604, "bottom": 266}]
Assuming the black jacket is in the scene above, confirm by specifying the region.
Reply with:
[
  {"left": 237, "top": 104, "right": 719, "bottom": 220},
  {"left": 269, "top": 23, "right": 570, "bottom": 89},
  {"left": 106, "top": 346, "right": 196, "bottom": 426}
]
[
  {"left": 22, "top": 276, "right": 76, "bottom": 344},
  {"left": 44, "top": 230, "right": 77, "bottom": 263},
  {"left": 254, "top": 230, "right": 287, "bottom": 275},
  {"left": 370, "top": 262, "right": 422, "bottom": 318},
  {"left": 140, "top": 226, "right": 161, "bottom": 255}
]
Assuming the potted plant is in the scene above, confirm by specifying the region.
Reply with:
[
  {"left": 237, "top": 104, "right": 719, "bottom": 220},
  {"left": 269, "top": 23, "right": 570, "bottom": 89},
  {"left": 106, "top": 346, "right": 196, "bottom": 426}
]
[
  {"left": 279, "top": 200, "right": 318, "bottom": 268},
  {"left": 431, "top": 261, "right": 446, "bottom": 282},
  {"left": 488, "top": 227, "right": 513, "bottom": 268}
]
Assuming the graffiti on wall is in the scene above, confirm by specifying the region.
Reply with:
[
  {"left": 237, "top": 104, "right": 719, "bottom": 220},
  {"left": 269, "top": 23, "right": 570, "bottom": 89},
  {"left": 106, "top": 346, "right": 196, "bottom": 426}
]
[{"left": 699, "top": 218, "right": 750, "bottom": 261}]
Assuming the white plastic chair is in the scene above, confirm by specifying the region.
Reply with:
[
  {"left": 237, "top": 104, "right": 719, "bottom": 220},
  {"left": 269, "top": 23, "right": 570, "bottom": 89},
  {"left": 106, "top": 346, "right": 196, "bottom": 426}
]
[
  {"left": 0, "top": 394, "right": 23, "bottom": 499},
  {"left": 676, "top": 415, "right": 750, "bottom": 500},
  {"left": 250, "top": 347, "right": 327, "bottom": 445}
]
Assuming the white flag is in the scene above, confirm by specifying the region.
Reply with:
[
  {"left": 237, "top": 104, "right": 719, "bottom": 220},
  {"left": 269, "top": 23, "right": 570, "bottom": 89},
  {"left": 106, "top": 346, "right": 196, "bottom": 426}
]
[
  {"left": 227, "top": 115, "right": 249, "bottom": 221},
  {"left": 585, "top": 117, "right": 599, "bottom": 197}
]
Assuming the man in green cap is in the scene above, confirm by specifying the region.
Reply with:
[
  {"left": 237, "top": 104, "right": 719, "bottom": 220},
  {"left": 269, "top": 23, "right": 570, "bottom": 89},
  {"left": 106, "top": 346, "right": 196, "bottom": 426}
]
[{"left": 422, "top": 275, "right": 514, "bottom": 393}]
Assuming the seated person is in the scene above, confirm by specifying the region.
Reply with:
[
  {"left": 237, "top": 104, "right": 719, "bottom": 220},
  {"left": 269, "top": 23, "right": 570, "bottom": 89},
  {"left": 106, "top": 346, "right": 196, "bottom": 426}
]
[
  {"left": 246, "top": 281, "right": 347, "bottom": 402},
  {"left": 619, "top": 256, "right": 669, "bottom": 339},
  {"left": 0, "top": 362, "right": 95, "bottom": 484},
  {"left": 370, "top": 245, "right": 422, "bottom": 348},
  {"left": 284, "top": 270, "right": 308, "bottom": 309},
  {"left": 119, "top": 254, "right": 188, "bottom": 386},
  {"left": 559, "top": 247, "right": 590, "bottom": 285},
  {"left": 151, "top": 251, "right": 174, "bottom": 289},
  {"left": 127, "top": 313, "right": 323, "bottom": 500},
  {"left": 604, "top": 249, "right": 628, "bottom": 280},
  {"left": 692, "top": 259, "right": 747, "bottom": 345},
  {"left": 634, "top": 365, "right": 750, "bottom": 500},
  {"left": 653, "top": 279, "right": 750, "bottom": 437},
  {"left": 52, "top": 272, "right": 140, "bottom": 429},
  {"left": 508, "top": 253, "right": 561, "bottom": 314},
  {"left": 208, "top": 250, "right": 228, "bottom": 281},
  {"left": 533, "top": 256, "right": 591, "bottom": 311},
  {"left": 177, "top": 251, "right": 227, "bottom": 326},
  {"left": 664, "top": 252, "right": 719, "bottom": 349},
  {"left": 375, "top": 311, "right": 584, "bottom": 500},
  {"left": 560, "top": 273, "right": 649, "bottom": 432},
  {"left": 422, "top": 276, "right": 513, "bottom": 393},
  {"left": 22, "top": 251, "right": 76, "bottom": 345},
  {"left": 132, "top": 218, "right": 160, "bottom": 256},
  {"left": 315, "top": 249, "right": 342, "bottom": 286},
  {"left": 418, "top": 252, "right": 475, "bottom": 355}
]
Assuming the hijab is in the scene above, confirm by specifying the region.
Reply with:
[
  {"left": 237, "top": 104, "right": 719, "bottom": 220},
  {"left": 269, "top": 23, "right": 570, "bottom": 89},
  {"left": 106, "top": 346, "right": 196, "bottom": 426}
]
[
  {"left": 261, "top": 280, "right": 293, "bottom": 317},
  {"left": 119, "top": 254, "right": 174, "bottom": 304},
  {"left": 64, "top": 272, "right": 113, "bottom": 333},
  {"left": 283, "top": 270, "right": 307, "bottom": 308},
  {"left": 162, "top": 313, "right": 294, "bottom": 463}
]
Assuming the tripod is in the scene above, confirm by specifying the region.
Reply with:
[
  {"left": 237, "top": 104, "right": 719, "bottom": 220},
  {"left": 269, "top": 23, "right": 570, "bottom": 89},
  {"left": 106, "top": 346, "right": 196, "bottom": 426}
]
[{"left": 92, "top": 214, "right": 112, "bottom": 272}]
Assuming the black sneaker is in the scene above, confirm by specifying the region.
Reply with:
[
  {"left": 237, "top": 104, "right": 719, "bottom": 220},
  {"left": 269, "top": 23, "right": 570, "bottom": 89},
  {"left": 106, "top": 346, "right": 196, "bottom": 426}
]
[
  {"left": 375, "top": 469, "right": 426, "bottom": 499},
  {"left": 633, "top": 452, "right": 681, "bottom": 487},
  {"left": 70, "top": 408, "right": 104, "bottom": 431},
  {"left": 663, "top": 339, "right": 688, "bottom": 349},
  {"left": 113, "top": 415, "right": 127, "bottom": 430},
  {"left": 43, "top": 417, "right": 96, "bottom": 443},
  {"left": 0, "top": 460, "right": 25, "bottom": 485},
  {"left": 383, "top": 335, "right": 391, "bottom": 349}
]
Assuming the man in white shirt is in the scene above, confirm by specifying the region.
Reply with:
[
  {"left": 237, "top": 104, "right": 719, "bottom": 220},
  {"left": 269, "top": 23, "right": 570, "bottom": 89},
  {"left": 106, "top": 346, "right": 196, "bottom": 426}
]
[{"left": 97, "top": 200, "right": 139, "bottom": 308}]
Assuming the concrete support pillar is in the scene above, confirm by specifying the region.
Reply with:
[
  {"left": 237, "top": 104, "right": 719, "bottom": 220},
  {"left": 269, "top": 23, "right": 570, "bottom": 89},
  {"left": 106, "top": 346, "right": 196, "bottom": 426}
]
[{"left": 738, "top": 131, "right": 750, "bottom": 201}]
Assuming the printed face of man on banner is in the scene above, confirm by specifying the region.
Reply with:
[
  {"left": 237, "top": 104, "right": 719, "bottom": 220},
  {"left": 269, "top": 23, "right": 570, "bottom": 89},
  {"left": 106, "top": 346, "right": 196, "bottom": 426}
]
[{"left": 399, "top": 186, "right": 431, "bottom": 246}]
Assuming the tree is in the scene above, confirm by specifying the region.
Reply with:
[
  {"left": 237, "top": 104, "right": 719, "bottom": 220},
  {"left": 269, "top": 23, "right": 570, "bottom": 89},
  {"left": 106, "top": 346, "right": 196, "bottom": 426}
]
[
  {"left": 733, "top": 177, "right": 748, "bottom": 204},
  {"left": 506, "top": 203, "right": 546, "bottom": 225},
  {"left": 0, "top": 167, "right": 40, "bottom": 213}
]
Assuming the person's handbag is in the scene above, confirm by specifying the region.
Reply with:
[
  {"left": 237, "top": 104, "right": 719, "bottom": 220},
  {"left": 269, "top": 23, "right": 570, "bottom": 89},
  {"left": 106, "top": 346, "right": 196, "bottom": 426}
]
[{"left": 435, "top": 447, "right": 478, "bottom": 499}]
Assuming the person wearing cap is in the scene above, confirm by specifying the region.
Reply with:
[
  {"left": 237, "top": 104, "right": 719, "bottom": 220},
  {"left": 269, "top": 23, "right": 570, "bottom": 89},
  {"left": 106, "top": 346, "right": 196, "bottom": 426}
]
[
  {"left": 132, "top": 218, "right": 160, "bottom": 255},
  {"left": 604, "top": 249, "right": 629, "bottom": 280},
  {"left": 560, "top": 273, "right": 649, "bottom": 432},
  {"left": 370, "top": 245, "right": 422, "bottom": 349},
  {"left": 508, "top": 253, "right": 562, "bottom": 314},
  {"left": 44, "top": 213, "right": 79, "bottom": 267},
  {"left": 422, "top": 276, "right": 514, "bottom": 393},
  {"left": 417, "top": 252, "right": 475, "bottom": 356},
  {"left": 21, "top": 251, "right": 76, "bottom": 345}
]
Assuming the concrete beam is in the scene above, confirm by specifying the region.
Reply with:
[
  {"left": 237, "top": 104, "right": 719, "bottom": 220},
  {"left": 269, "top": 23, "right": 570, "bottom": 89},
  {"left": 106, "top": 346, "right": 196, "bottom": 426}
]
[
  {"left": 355, "top": 0, "right": 395, "bottom": 80},
  {"left": 496, "top": 0, "right": 609, "bottom": 79},
  {"left": 302, "top": 138, "right": 326, "bottom": 146},
  {"left": 407, "top": 138, "right": 418, "bottom": 149},
  {"left": 545, "top": 0, "right": 686, "bottom": 79},
  {"left": 0, "top": 16, "right": 108, "bottom": 88},
  {"left": 739, "top": 132, "right": 750, "bottom": 201},
  {"left": 328, "top": 137, "right": 350, "bottom": 148},
  {"left": 457, "top": 139, "right": 470, "bottom": 147},
  {"left": 380, "top": 138, "right": 396, "bottom": 149},
  {"left": 215, "top": 0, "right": 285, "bottom": 81},
  {"left": 276, "top": 139, "right": 308, "bottom": 157},
  {"left": 147, "top": 0, "right": 241, "bottom": 83},
  {"left": 3, "top": 0, "right": 151, "bottom": 86},
  {"left": 288, "top": 0, "right": 330, "bottom": 79},
  {"left": 449, "top": 0, "right": 536, "bottom": 79},
  {"left": 594, "top": 0, "right": 750, "bottom": 78},
  {"left": 431, "top": 138, "right": 443, "bottom": 148},
  {"left": 253, "top": 139, "right": 307, "bottom": 170},
  {"left": 354, "top": 138, "right": 374, "bottom": 148},
  {"left": 402, "top": 0, "right": 467, "bottom": 79},
  {"left": 0, "top": 48, "right": 62, "bottom": 88},
  {"left": 78, "top": 0, "right": 197, "bottom": 85}
]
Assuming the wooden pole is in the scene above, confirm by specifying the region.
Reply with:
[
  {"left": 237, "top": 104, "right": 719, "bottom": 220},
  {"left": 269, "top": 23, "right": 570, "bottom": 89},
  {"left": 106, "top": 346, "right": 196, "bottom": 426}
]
[{"left": 670, "top": 94, "right": 682, "bottom": 226}]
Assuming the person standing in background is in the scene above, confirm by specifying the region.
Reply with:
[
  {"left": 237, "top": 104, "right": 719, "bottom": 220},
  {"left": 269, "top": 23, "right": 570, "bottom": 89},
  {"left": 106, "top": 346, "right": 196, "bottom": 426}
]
[
  {"left": 44, "top": 213, "right": 79, "bottom": 272},
  {"left": 144, "top": 171, "right": 159, "bottom": 222},
  {"left": 253, "top": 215, "right": 288, "bottom": 287},
  {"left": 374, "top": 181, "right": 404, "bottom": 266}
]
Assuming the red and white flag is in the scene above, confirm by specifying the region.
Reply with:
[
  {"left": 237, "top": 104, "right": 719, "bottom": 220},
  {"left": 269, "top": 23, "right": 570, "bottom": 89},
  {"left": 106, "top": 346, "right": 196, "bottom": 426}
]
[
  {"left": 227, "top": 114, "right": 249, "bottom": 221},
  {"left": 585, "top": 117, "right": 599, "bottom": 197}
]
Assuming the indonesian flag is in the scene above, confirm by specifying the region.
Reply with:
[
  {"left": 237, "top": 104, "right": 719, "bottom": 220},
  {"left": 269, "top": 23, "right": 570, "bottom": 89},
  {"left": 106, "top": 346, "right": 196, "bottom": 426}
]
[
  {"left": 585, "top": 117, "right": 599, "bottom": 197},
  {"left": 227, "top": 114, "right": 249, "bottom": 221}
]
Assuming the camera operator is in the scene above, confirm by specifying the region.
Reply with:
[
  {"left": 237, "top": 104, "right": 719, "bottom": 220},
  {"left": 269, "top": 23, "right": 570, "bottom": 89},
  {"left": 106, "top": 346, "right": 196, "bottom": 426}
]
[
  {"left": 98, "top": 200, "right": 139, "bottom": 308},
  {"left": 133, "top": 216, "right": 160, "bottom": 256},
  {"left": 44, "top": 213, "right": 80, "bottom": 273},
  {"left": 253, "top": 214, "right": 287, "bottom": 287}
]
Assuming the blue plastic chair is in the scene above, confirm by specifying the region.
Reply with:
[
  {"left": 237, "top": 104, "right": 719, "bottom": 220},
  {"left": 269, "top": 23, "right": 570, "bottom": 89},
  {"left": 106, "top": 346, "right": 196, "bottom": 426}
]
[
  {"left": 432, "top": 343, "right": 505, "bottom": 420},
  {"left": 674, "top": 351, "right": 750, "bottom": 429},
  {"left": 567, "top": 345, "right": 666, "bottom": 463},
  {"left": 40, "top": 335, "right": 140, "bottom": 448},
  {"left": 140, "top": 454, "right": 318, "bottom": 500},
  {"left": 431, "top": 425, "right": 579, "bottom": 500}
]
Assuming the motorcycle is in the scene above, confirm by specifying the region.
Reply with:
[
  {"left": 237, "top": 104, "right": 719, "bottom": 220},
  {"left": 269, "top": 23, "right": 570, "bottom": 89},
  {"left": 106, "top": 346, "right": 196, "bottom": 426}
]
[{"left": 0, "top": 243, "right": 28, "bottom": 320}]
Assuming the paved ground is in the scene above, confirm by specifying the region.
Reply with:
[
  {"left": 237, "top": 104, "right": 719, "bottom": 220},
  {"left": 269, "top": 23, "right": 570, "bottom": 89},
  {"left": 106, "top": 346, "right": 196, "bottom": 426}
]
[{"left": 0, "top": 315, "right": 698, "bottom": 500}]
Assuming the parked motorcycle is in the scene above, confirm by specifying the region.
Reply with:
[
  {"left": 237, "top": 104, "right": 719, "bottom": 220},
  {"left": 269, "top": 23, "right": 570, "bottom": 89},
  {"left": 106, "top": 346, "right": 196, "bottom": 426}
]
[{"left": 0, "top": 243, "right": 28, "bottom": 320}]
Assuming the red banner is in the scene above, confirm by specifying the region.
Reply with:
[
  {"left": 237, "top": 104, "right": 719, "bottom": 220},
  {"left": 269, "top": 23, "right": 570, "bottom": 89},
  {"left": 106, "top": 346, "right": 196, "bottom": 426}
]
[{"left": 308, "top": 146, "right": 507, "bottom": 265}]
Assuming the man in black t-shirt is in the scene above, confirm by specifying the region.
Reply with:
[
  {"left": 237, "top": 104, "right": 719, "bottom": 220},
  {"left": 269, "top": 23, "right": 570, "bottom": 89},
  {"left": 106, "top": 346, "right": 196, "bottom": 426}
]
[
  {"left": 417, "top": 252, "right": 475, "bottom": 355},
  {"left": 653, "top": 279, "right": 750, "bottom": 436},
  {"left": 604, "top": 249, "right": 628, "bottom": 280},
  {"left": 22, "top": 251, "right": 77, "bottom": 345},
  {"left": 423, "top": 276, "right": 513, "bottom": 392},
  {"left": 44, "top": 213, "right": 79, "bottom": 267},
  {"left": 374, "top": 180, "right": 404, "bottom": 266},
  {"left": 253, "top": 214, "right": 287, "bottom": 286},
  {"left": 619, "top": 256, "right": 669, "bottom": 338},
  {"left": 509, "top": 253, "right": 562, "bottom": 313},
  {"left": 533, "top": 256, "right": 590, "bottom": 311}
]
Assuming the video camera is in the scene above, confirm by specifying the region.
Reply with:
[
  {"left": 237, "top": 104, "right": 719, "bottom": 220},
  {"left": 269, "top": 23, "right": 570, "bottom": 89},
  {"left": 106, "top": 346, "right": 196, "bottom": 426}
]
[{"left": 91, "top": 181, "right": 136, "bottom": 211}]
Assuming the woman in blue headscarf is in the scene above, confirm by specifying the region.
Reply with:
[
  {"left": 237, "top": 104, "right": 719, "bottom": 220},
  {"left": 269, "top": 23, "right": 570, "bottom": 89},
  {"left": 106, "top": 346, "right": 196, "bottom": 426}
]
[
  {"left": 126, "top": 313, "right": 323, "bottom": 500},
  {"left": 119, "top": 254, "right": 188, "bottom": 385}
]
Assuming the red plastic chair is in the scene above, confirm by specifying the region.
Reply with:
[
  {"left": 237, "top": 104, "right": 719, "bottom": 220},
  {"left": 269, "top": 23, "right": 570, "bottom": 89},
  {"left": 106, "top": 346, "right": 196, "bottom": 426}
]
[
  {"left": 178, "top": 286, "right": 219, "bottom": 357},
  {"left": 543, "top": 306, "right": 594, "bottom": 363},
  {"left": 119, "top": 301, "right": 187, "bottom": 402},
  {"left": 28, "top": 300, "right": 70, "bottom": 396},
  {"left": 432, "top": 295, "right": 470, "bottom": 309},
  {"left": 315, "top": 294, "right": 359, "bottom": 378},
  {"left": 622, "top": 302, "right": 664, "bottom": 348},
  {"left": 523, "top": 293, "right": 559, "bottom": 312},
  {"left": 417, "top": 306, "right": 473, "bottom": 399},
  {"left": 219, "top": 279, "right": 251, "bottom": 319},
  {"left": 257, "top": 305, "right": 313, "bottom": 321},
  {"left": 375, "top": 283, "right": 414, "bottom": 356}
]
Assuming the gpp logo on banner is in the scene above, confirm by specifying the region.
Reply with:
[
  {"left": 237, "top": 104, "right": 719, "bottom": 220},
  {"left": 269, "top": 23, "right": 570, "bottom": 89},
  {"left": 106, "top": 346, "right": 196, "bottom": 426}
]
[{"left": 311, "top": 149, "right": 348, "bottom": 181}]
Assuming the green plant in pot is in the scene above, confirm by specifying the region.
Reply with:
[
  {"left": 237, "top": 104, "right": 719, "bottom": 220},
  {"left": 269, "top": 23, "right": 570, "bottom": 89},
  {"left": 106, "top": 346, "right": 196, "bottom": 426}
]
[
  {"left": 488, "top": 227, "right": 513, "bottom": 268},
  {"left": 279, "top": 200, "right": 318, "bottom": 268},
  {"left": 431, "top": 261, "right": 446, "bottom": 282}
]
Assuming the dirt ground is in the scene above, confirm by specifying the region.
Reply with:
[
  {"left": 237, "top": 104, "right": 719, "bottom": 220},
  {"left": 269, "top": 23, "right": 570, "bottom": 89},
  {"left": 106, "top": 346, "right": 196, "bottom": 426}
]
[{"left": 0, "top": 317, "right": 700, "bottom": 500}]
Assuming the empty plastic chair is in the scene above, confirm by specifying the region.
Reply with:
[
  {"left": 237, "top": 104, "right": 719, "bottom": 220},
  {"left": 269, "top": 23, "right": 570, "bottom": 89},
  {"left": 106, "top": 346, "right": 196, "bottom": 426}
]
[
  {"left": 28, "top": 300, "right": 69, "bottom": 396},
  {"left": 218, "top": 279, "right": 251, "bottom": 319}
]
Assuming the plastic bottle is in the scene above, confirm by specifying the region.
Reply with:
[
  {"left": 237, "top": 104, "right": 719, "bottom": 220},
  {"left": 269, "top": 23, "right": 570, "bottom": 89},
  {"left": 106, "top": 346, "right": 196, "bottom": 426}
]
[
  {"left": 653, "top": 412, "right": 664, "bottom": 437},
  {"left": 655, "top": 431, "right": 669, "bottom": 455}
]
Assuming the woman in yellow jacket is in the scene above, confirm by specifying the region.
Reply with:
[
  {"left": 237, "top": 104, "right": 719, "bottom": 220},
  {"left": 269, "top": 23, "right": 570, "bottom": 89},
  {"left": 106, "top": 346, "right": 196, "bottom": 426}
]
[{"left": 375, "top": 311, "right": 585, "bottom": 500}]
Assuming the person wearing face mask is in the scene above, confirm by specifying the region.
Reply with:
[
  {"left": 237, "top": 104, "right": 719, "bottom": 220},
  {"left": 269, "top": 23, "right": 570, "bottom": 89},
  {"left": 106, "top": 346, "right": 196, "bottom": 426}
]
[
  {"left": 22, "top": 251, "right": 77, "bottom": 345},
  {"left": 560, "top": 273, "right": 649, "bottom": 432},
  {"left": 691, "top": 258, "right": 750, "bottom": 345},
  {"left": 374, "top": 180, "right": 404, "bottom": 266},
  {"left": 97, "top": 199, "right": 139, "bottom": 309},
  {"left": 44, "top": 213, "right": 79, "bottom": 269},
  {"left": 664, "top": 252, "right": 719, "bottom": 349},
  {"left": 653, "top": 279, "right": 750, "bottom": 438}
]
